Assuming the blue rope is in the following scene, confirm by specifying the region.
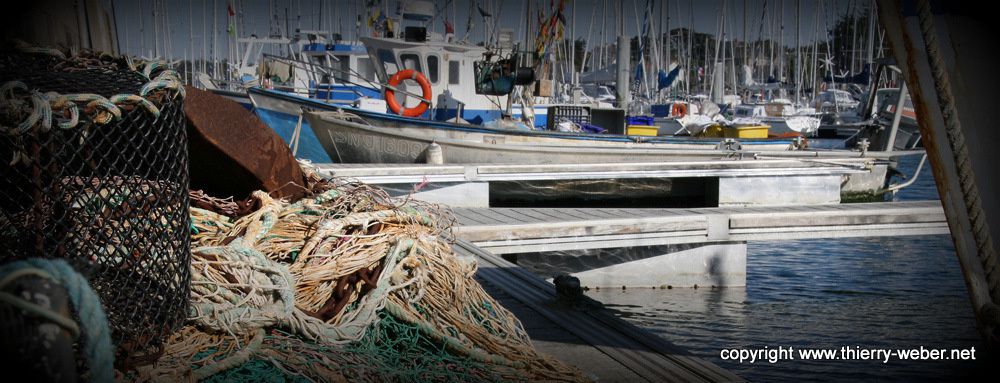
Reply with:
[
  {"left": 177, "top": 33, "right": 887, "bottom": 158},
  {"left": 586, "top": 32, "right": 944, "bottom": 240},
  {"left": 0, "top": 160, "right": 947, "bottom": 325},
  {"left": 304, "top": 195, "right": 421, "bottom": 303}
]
[{"left": 0, "top": 259, "right": 114, "bottom": 383}]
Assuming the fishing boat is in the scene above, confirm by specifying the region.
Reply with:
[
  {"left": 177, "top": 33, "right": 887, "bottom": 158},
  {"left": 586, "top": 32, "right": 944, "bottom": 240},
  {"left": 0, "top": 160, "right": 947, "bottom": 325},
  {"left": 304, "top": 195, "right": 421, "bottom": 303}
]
[
  {"left": 299, "top": 96, "right": 829, "bottom": 165},
  {"left": 223, "top": 31, "right": 386, "bottom": 162},
  {"left": 245, "top": 1, "right": 612, "bottom": 162}
]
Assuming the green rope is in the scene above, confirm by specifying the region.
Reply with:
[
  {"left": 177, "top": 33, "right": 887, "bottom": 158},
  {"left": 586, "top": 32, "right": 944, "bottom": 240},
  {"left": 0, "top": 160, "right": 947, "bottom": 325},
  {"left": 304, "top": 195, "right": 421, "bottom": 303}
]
[
  {"left": 340, "top": 310, "right": 524, "bottom": 383},
  {"left": 202, "top": 357, "right": 309, "bottom": 383},
  {"left": 193, "top": 328, "right": 266, "bottom": 380}
]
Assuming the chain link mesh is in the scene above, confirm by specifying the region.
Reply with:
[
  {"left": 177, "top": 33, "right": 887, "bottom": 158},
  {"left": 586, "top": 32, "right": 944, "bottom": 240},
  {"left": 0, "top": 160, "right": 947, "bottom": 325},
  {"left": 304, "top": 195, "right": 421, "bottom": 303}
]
[{"left": 0, "top": 51, "right": 190, "bottom": 366}]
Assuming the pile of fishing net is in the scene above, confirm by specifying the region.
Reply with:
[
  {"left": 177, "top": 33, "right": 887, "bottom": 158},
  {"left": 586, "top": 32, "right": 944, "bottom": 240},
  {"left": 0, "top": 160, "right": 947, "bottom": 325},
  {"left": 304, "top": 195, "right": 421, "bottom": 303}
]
[{"left": 125, "top": 170, "right": 587, "bottom": 382}]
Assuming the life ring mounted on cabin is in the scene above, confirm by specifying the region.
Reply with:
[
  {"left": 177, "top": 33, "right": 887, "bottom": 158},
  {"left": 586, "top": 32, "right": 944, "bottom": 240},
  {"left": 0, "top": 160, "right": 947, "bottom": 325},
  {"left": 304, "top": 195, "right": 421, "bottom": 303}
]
[
  {"left": 385, "top": 69, "right": 432, "bottom": 117},
  {"left": 671, "top": 103, "right": 688, "bottom": 117}
]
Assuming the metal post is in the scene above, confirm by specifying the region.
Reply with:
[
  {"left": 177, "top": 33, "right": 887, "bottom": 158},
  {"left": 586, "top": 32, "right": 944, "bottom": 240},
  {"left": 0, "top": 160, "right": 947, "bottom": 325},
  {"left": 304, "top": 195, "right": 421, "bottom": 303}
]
[
  {"left": 885, "top": 81, "right": 908, "bottom": 152},
  {"left": 861, "top": 63, "right": 885, "bottom": 119}
]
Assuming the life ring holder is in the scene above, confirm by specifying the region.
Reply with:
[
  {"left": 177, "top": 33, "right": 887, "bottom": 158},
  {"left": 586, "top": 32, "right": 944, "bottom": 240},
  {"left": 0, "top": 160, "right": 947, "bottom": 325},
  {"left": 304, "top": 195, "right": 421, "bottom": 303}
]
[
  {"left": 384, "top": 69, "right": 432, "bottom": 117},
  {"left": 671, "top": 102, "right": 688, "bottom": 117}
]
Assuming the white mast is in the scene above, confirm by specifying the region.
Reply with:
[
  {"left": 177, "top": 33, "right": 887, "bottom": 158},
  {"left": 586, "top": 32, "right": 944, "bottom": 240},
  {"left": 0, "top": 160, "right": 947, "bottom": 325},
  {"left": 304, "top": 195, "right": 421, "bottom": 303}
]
[
  {"left": 710, "top": 1, "right": 724, "bottom": 102},
  {"left": 686, "top": 0, "right": 692, "bottom": 96},
  {"left": 662, "top": 0, "right": 671, "bottom": 98},
  {"left": 615, "top": 0, "right": 629, "bottom": 107},
  {"left": 571, "top": 0, "right": 576, "bottom": 86},
  {"left": 810, "top": 0, "right": 820, "bottom": 101},
  {"left": 767, "top": 2, "right": 774, "bottom": 83},
  {"left": 795, "top": 0, "right": 801, "bottom": 104},
  {"left": 778, "top": 0, "right": 784, "bottom": 92}
]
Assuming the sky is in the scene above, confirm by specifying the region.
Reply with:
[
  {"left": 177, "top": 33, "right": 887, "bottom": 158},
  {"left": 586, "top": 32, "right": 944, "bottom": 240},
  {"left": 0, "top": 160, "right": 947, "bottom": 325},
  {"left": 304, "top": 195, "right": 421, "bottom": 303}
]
[{"left": 111, "top": 0, "right": 869, "bottom": 61}]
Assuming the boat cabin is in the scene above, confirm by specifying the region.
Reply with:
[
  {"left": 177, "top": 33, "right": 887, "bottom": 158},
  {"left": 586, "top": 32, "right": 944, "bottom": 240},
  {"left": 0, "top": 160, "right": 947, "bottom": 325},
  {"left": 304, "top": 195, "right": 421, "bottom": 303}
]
[{"left": 362, "top": 34, "right": 508, "bottom": 124}]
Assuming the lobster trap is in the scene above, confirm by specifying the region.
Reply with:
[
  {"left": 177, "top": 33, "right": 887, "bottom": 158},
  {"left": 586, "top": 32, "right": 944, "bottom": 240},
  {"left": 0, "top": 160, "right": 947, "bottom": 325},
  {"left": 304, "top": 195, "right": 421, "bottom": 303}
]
[{"left": 0, "top": 50, "right": 190, "bottom": 365}]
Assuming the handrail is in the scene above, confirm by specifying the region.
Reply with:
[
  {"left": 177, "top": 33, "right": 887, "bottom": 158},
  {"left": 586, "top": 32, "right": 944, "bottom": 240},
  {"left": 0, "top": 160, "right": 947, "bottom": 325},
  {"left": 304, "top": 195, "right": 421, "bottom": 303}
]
[{"left": 260, "top": 53, "right": 381, "bottom": 93}]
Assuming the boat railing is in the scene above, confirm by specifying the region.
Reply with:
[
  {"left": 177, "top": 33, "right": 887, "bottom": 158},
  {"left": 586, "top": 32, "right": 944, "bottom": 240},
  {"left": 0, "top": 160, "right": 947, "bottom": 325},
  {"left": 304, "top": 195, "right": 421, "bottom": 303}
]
[
  {"left": 260, "top": 53, "right": 381, "bottom": 98},
  {"left": 261, "top": 53, "right": 438, "bottom": 107},
  {"left": 434, "top": 99, "right": 465, "bottom": 120},
  {"left": 260, "top": 85, "right": 371, "bottom": 104}
]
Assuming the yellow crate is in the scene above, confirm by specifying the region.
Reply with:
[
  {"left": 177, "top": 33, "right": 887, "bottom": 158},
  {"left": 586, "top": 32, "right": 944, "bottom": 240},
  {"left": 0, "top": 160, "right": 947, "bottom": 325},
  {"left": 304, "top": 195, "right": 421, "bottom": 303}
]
[
  {"left": 699, "top": 124, "right": 724, "bottom": 137},
  {"left": 723, "top": 124, "right": 769, "bottom": 139},
  {"left": 627, "top": 125, "right": 659, "bottom": 136}
]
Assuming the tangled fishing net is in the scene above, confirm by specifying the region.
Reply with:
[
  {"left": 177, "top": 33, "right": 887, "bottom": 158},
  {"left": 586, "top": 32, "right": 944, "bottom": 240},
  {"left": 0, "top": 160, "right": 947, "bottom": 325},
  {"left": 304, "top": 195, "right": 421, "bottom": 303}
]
[{"left": 126, "top": 169, "right": 587, "bottom": 382}]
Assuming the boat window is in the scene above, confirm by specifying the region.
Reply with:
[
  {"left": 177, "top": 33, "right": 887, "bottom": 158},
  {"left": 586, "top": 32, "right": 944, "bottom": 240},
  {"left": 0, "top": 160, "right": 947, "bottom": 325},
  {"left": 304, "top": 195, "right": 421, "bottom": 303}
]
[
  {"left": 333, "top": 55, "right": 350, "bottom": 83},
  {"left": 358, "top": 57, "right": 375, "bottom": 82},
  {"left": 426, "top": 55, "right": 440, "bottom": 84},
  {"left": 377, "top": 49, "right": 398, "bottom": 81},
  {"left": 400, "top": 53, "right": 422, "bottom": 73},
  {"left": 449, "top": 60, "right": 460, "bottom": 85}
]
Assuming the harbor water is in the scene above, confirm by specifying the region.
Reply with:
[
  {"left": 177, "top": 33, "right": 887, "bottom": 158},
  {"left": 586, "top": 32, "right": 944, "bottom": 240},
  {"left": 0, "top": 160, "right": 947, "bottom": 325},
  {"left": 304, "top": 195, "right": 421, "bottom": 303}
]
[{"left": 583, "top": 139, "right": 989, "bottom": 382}]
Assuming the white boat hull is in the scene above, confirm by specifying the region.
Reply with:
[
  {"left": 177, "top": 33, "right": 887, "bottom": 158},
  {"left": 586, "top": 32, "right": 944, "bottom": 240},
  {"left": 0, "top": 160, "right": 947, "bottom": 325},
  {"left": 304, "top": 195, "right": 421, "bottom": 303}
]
[
  {"left": 759, "top": 116, "right": 821, "bottom": 136},
  {"left": 305, "top": 111, "right": 821, "bottom": 165}
]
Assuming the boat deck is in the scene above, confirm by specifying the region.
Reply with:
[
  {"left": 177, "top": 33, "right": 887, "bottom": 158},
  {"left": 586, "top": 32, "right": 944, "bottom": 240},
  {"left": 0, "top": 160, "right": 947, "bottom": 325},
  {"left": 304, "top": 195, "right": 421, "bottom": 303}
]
[
  {"left": 457, "top": 239, "right": 745, "bottom": 382},
  {"left": 451, "top": 200, "right": 948, "bottom": 254}
]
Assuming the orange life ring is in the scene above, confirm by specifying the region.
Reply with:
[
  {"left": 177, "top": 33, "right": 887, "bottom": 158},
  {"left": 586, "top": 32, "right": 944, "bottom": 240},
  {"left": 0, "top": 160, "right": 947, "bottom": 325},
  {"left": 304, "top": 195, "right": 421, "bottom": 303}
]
[
  {"left": 671, "top": 103, "right": 688, "bottom": 117},
  {"left": 385, "top": 69, "right": 432, "bottom": 117}
]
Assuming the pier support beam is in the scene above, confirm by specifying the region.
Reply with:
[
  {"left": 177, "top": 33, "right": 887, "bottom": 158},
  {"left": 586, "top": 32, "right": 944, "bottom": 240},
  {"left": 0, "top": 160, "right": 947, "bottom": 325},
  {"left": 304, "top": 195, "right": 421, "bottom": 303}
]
[
  {"left": 567, "top": 242, "right": 748, "bottom": 288},
  {"left": 717, "top": 175, "right": 840, "bottom": 206},
  {"left": 380, "top": 182, "right": 490, "bottom": 207}
]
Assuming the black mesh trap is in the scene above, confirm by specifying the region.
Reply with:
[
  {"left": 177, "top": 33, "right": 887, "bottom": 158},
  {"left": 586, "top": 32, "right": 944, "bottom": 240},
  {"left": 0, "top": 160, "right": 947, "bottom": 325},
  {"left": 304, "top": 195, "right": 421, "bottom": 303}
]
[{"left": 0, "top": 51, "right": 191, "bottom": 366}]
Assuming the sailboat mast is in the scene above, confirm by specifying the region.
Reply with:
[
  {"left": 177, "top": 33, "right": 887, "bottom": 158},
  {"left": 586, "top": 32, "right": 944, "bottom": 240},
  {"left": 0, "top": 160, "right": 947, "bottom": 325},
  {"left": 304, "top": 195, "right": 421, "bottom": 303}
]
[
  {"left": 729, "top": 4, "right": 738, "bottom": 98},
  {"left": 615, "top": 0, "right": 629, "bottom": 107},
  {"left": 742, "top": 0, "right": 747, "bottom": 73},
  {"left": 571, "top": 0, "right": 576, "bottom": 86},
  {"left": 201, "top": 0, "right": 206, "bottom": 77},
  {"left": 665, "top": 0, "right": 671, "bottom": 72},
  {"left": 778, "top": 0, "right": 784, "bottom": 95},
  {"left": 710, "top": 1, "right": 724, "bottom": 102},
  {"left": 767, "top": 3, "right": 774, "bottom": 82},
  {"left": 866, "top": 1, "right": 875, "bottom": 73},
  {"left": 810, "top": 0, "right": 819, "bottom": 101},
  {"left": 719, "top": 0, "right": 729, "bottom": 102},
  {"left": 795, "top": 0, "right": 801, "bottom": 104},
  {"left": 850, "top": 1, "right": 858, "bottom": 74},
  {"left": 233, "top": 0, "right": 241, "bottom": 81},
  {"left": 687, "top": 0, "right": 692, "bottom": 96}
]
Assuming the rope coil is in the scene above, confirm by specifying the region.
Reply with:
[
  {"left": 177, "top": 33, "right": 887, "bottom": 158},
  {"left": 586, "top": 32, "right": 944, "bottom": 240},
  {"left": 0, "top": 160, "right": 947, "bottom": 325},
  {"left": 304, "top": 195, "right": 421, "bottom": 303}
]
[
  {"left": 137, "top": 175, "right": 587, "bottom": 382},
  {"left": 0, "top": 49, "right": 185, "bottom": 135}
]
